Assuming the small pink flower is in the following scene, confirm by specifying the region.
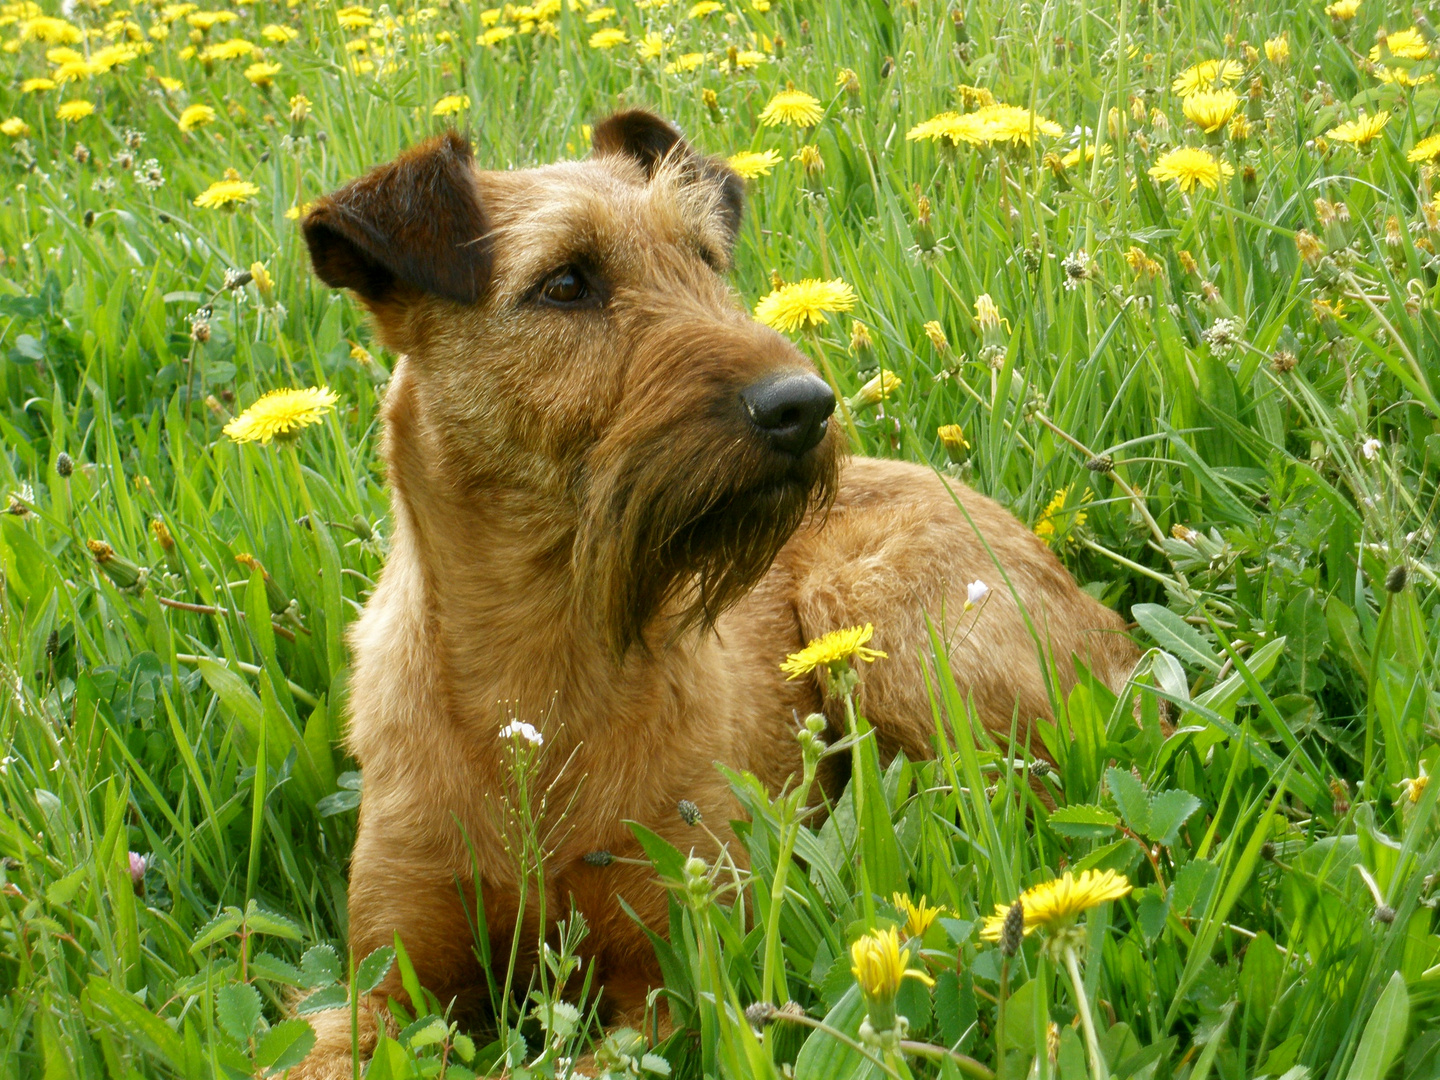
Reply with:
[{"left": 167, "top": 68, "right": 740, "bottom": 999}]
[{"left": 128, "top": 851, "right": 149, "bottom": 894}]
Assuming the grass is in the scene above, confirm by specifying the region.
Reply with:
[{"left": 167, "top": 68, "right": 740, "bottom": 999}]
[{"left": 0, "top": 0, "right": 1438, "bottom": 1076}]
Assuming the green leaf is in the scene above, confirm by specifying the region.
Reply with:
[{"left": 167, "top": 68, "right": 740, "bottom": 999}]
[
  {"left": 453, "top": 1033, "right": 476, "bottom": 1063},
  {"left": 1344, "top": 971, "right": 1409, "bottom": 1080},
  {"left": 356, "top": 944, "right": 396, "bottom": 995},
  {"left": 1106, "top": 767, "right": 1152, "bottom": 836},
  {"left": 249, "top": 952, "right": 303, "bottom": 987},
  {"left": 1133, "top": 605, "right": 1223, "bottom": 673},
  {"left": 295, "top": 985, "right": 348, "bottom": 1015},
  {"left": 1146, "top": 789, "right": 1202, "bottom": 846},
  {"left": 83, "top": 977, "right": 185, "bottom": 1067},
  {"left": 244, "top": 899, "right": 303, "bottom": 941},
  {"left": 215, "top": 982, "right": 262, "bottom": 1044},
  {"left": 300, "top": 944, "right": 342, "bottom": 988},
  {"left": 627, "top": 821, "right": 687, "bottom": 883},
  {"left": 1048, "top": 803, "right": 1120, "bottom": 840},
  {"left": 405, "top": 1017, "right": 448, "bottom": 1048},
  {"left": 45, "top": 865, "right": 87, "bottom": 906},
  {"left": 190, "top": 908, "right": 244, "bottom": 953},
  {"left": 641, "top": 1052, "right": 673, "bottom": 1076},
  {"left": 255, "top": 1018, "right": 317, "bottom": 1071}
]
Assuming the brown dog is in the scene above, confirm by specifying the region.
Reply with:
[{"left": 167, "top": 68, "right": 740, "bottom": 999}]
[{"left": 293, "top": 110, "right": 1136, "bottom": 1075}]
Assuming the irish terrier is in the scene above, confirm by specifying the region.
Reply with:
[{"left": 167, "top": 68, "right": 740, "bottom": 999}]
[{"left": 293, "top": 110, "right": 1137, "bottom": 1074}]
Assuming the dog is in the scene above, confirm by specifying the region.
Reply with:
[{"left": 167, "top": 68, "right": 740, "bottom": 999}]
[{"left": 292, "top": 110, "right": 1137, "bottom": 1076}]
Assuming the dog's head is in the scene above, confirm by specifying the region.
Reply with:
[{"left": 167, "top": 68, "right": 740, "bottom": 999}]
[{"left": 305, "top": 111, "right": 841, "bottom": 654}]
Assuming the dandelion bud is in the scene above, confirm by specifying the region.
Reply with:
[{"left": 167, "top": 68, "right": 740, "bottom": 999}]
[
  {"left": 1330, "top": 776, "right": 1351, "bottom": 816},
  {"left": 771, "top": 33, "right": 784, "bottom": 60},
  {"left": 794, "top": 143, "right": 824, "bottom": 182},
  {"left": 999, "top": 899, "right": 1025, "bottom": 957},
  {"left": 1047, "top": 1021, "right": 1061, "bottom": 1065},
  {"left": 1385, "top": 215, "right": 1405, "bottom": 265},
  {"left": 769, "top": 268, "right": 784, "bottom": 291},
  {"left": 1243, "top": 43, "right": 1260, "bottom": 65},
  {"left": 880, "top": 55, "right": 895, "bottom": 79},
  {"left": 702, "top": 87, "right": 721, "bottom": 123},
  {"left": 923, "top": 319, "right": 949, "bottom": 353},
  {"left": 912, "top": 194, "right": 935, "bottom": 252},
  {"left": 288, "top": 93, "right": 311, "bottom": 126},
  {"left": 88, "top": 539, "right": 147, "bottom": 591},
  {"left": 1229, "top": 114, "right": 1250, "bottom": 146},
  {"left": 1241, "top": 164, "right": 1258, "bottom": 206},
  {"left": 677, "top": 799, "right": 702, "bottom": 826},
  {"left": 937, "top": 423, "right": 969, "bottom": 464},
  {"left": 849, "top": 370, "right": 900, "bottom": 412},
  {"left": 1043, "top": 152, "right": 1070, "bottom": 190},
  {"left": 1385, "top": 564, "right": 1408, "bottom": 592},
  {"left": 1294, "top": 229, "right": 1324, "bottom": 264},
  {"left": 1312, "top": 297, "right": 1344, "bottom": 341},
  {"left": 55, "top": 451, "right": 73, "bottom": 478},
  {"left": 1177, "top": 249, "right": 1198, "bottom": 276},
  {"left": 684, "top": 855, "right": 711, "bottom": 904},
  {"left": 235, "top": 552, "right": 291, "bottom": 614},
  {"left": 836, "top": 66, "right": 860, "bottom": 101},
  {"left": 250, "top": 261, "right": 274, "bottom": 298},
  {"left": 950, "top": 6, "right": 968, "bottom": 43},
  {"left": 849, "top": 319, "right": 874, "bottom": 356},
  {"left": 1170, "top": 523, "right": 1199, "bottom": 543}
]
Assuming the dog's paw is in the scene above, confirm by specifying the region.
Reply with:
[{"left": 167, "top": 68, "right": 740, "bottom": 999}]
[{"left": 289, "top": 1005, "right": 382, "bottom": 1080}]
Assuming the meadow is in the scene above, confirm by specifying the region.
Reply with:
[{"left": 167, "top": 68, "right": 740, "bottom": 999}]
[{"left": 0, "top": 0, "right": 1437, "bottom": 1075}]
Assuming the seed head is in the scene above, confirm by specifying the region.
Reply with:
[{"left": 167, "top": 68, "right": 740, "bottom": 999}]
[
  {"left": 1374, "top": 904, "right": 1396, "bottom": 924},
  {"left": 1084, "top": 454, "right": 1114, "bottom": 473},
  {"left": 1385, "top": 564, "right": 1408, "bottom": 592},
  {"left": 1261, "top": 841, "right": 1276, "bottom": 861},
  {"left": 1029, "top": 759, "right": 1051, "bottom": 779},
  {"left": 677, "top": 799, "right": 702, "bottom": 826},
  {"left": 55, "top": 451, "right": 73, "bottom": 478},
  {"left": 744, "top": 1001, "right": 778, "bottom": 1028},
  {"left": 582, "top": 849, "right": 614, "bottom": 867},
  {"left": 1271, "top": 349, "right": 1298, "bottom": 373}
]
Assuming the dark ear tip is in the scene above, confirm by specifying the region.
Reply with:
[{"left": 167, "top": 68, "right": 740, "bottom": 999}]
[{"left": 591, "top": 110, "right": 686, "bottom": 174}]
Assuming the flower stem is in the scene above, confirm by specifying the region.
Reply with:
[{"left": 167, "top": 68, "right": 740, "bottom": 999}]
[
  {"left": 844, "top": 690, "right": 876, "bottom": 926},
  {"left": 1064, "top": 943, "right": 1108, "bottom": 1080}
]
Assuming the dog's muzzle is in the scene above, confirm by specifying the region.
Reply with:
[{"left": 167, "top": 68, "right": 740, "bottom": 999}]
[{"left": 740, "top": 373, "right": 836, "bottom": 457}]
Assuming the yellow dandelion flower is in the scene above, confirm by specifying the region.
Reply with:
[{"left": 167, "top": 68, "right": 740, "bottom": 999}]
[
  {"left": 55, "top": 99, "right": 95, "bottom": 121},
  {"left": 479, "top": 7, "right": 503, "bottom": 25},
  {"left": 0, "top": 117, "right": 30, "bottom": 137},
  {"left": 1032, "top": 485, "right": 1091, "bottom": 542},
  {"left": 249, "top": 261, "right": 274, "bottom": 296},
  {"left": 480, "top": 25, "right": 515, "bottom": 45},
  {"left": 89, "top": 43, "right": 141, "bottom": 71},
  {"left": 1325, "top": 0, "right": 1360, "bottom": 19},
  {"left": 431, "top": 93, "right": 469, "bottom": 116},
  {"left": 193, "top": 177, "right": 259, "bottom": 208},
  {"left": 245, "top": 61, "right": 281, "bottom": 85},
  {"left": 981, "top": 870, "right": 1132, "bottom": 941},
  {"left": 1326, "top": 110, "right": 1390, "bottom": 147},
  {"left": 52, "top": 61, "right": 99, "bottom": 83},
  {"left": 21, "top": 15, "right": 82, "bottom": 44},
  {"left": 907, "top": 111, "right": 985, "bottom": 146},
  {"left": 588, "top": 26, "right": 625, "bottom": 48},
  {"left": 1182, "top": 87, "right": 1239, "bottom": 133},
  {"left": 1409, "top": 132, "right": 1440, "bottom": 162},
  {"left": 754, "top": 277, "right": 857, "bottom": 333},
  {"left": 20, "top": 77, "right": 56, "bottom": 93},
  {"left": 1147, "top": 146, "right": 1233, "bottom": 192},
  {"left": 937, "top": 423, "right": 970, "bottom": 463},
  {"left": 663, "top": 50, "right": 708, "bottom": 73},
  {"left": 781, "top": 624, "right": 886, "bottom": 680},
  {"left": 1370, "top": 27, "right": 1430, "bottom": 61},
  {"left": 758, "top": 87, "right": 823, "bottom": 128},
  {"left": 1378, "top": 67, "right": 1434, "bottom": 86},
  {"left": 262, "top": 23, "right": 298, "bottom": 42},
  {"left": 223, "top": 386, "right": 339, "bottom": 444},
  {"left": 161, "top": 3, "right": 198, "bottom": 23},
  {"left": 1171, "top": 58, "right": 1243, "bottom": 97},
  {"left": 584, "top": 5, "right": 616, "bottom": 21},
  {"left": 46, "top": 46, "right": 85, "bottom": 65},
  {"left": 1060, "top": 143, "right": 1110, "bottom": 168},
  {"left": 975, "top": 103, "right": 1064, "bottom": 145},
  {"left": 336, "top": 5, "right": 374, "bottom": 28},
  {"left": 636, "top": 31, "right": 665, "bottom": 58},
  {"left": 178, "top": 103, "right": 216, "bottom": 131},
  {"left": 851, "top": 926, "right": 934, "bottom": 1000},
  {"left": 283, "top": 200, "right": 314, "bottom": 220},
  {"left": 1264, "top": 34, "right": 1289, "bottom": 64},
  {"left": 924, "top": 320, "right": 949, "bottom": 351},
  {"left": 187, "top": 10, "right": 238, "bottom": 30},
  {"left": 155, "top": 74, "right": 184, "bottom": 92},
  {"left": 726, "top": 148, "right": 782, "bottom": 178},
  {"left": 197, "top": 37, "right": 256, "bottom": 61},
  {"left": 892, "top": 894, "right": 946, "bottom": 939},
  {"left": 731, "top": 48, "right": 765, "bottom": 69},
  {"left": 687, "top": 0, "right": 721, "bottom": 13}
]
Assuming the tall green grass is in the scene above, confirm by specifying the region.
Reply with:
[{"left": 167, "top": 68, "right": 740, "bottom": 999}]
[{"left": 0, "top": 0, "right": 1438, "bottom": 1076}]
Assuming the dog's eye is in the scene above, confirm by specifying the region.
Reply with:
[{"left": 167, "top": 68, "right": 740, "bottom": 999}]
[{"left": 539, "top": 267, "right": 589, "bottom": 305}]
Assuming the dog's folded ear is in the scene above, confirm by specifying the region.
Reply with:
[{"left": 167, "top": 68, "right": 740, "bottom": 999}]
[
  {"left": 303, "top": 131, "right": 490, "bottom": 306},
  {"left": 591, "top": 109, "right": 744, "bottom": 254}
]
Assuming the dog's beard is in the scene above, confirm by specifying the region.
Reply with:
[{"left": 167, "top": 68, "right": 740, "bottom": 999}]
[{"left": 574, "top": 427, "right": 839, "bottom": 657}]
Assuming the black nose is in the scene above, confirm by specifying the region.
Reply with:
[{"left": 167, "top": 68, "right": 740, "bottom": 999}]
[{"left": 740, "top": 373, "right": 836, "bottom": 456}]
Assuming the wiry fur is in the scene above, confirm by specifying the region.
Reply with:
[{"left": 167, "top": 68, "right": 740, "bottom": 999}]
[{"left": 291, "top": 112, "right": 1139, "bottom": 1079}]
